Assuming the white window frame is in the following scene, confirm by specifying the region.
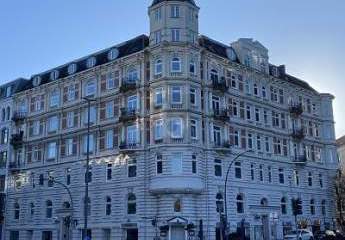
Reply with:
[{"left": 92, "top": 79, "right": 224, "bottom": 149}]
[
  {"left": 155, "top": 59, "right": 163, "bottom": 75},
  {"left": 85, "top": 80, "right": 96, "bottom": 96},
  {"left": 171, "top": 57, "right": 181, "bottom": 72},
  {"left": 155, "top": 88, "right": 163, "bottom": 106},
  {"left": 49, "top": 90, "right": 60, "bottom": 107},
  {"left": 171, "top": 86, "right": 182, "bottom": 104},
  {"left": 105, "top": 130, "right": 114, "bottom": 149},
  {"left": 47, "top": 142, "right": 57, "bottom": 160},
  {"left": 127, "top": 95, "right": 137, "bottom": 111},
  {"left": 105, "top": 101, "right": 114, "bottom": 119},
  {"left": 155, "top": 119, "right": 164, "bottom": 140},
  {"left": 127, "top": 125, "right": 138, "bottom": 145},
  {"left": 48, "top": 116, "right": 58, "bottom": 132},
  {"left": 171, "top": 152, "right": 183, "bottom": 175},
  {"left": 190, "top": 119, "right": 198, "bottom": 140},
  {"left": 171, "top": 118, "right": 183, "bottom": 139}
]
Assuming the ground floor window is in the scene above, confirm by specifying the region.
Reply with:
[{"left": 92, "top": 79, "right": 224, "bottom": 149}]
[
  {"left": 10, "top": 231, "right": 19, "bottom": 240},
  {"left": 126, "top": 228, "right": 138, "bottom": 240},
  {"left": 81, "top": 229, "right": 92, "bottom": 240},
  {"left": 42, "top": 231, "right": 52, "bottom": 240}
]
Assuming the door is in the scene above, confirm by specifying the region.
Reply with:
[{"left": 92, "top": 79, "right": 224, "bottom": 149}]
[
  {"left": 170, "top": 226, "right": 185, "bottom": 240},
  {"left": 262, "top": 216, "right": 270, "bottom": 240},
  {"left": 126, "top": 229, "right": 138, "bottom": 240},
  {"left": 42, "top": 231, "right": 52, "bottom": 240}
]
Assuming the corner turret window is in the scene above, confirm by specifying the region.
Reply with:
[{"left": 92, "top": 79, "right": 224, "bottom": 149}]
[
  {"left": 171, "top": 29, "right": 180, "bottom": 42},
  {"left": 154, "top": 7, "right": 162, "bottom": 21},
  {"left": 170, "top": 5, "right": 180, "bottom": 18},
  {"left": 155, "top": 59, "right": 163, "bottom": 75},
  {"left": 171, "top": 57, "right": 181, "bottom": 72},
  {"left": 154, "top": 30, "right": 162, "bottom": 44}
]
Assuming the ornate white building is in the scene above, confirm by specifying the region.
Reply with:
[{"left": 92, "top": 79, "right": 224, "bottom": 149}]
[{"left": 4, "top": 0, "right": 338, "bottom": 240}]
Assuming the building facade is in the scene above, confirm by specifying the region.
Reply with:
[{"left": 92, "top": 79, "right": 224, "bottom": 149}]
[
  {"left": 337, "top": 136, "right": 345, "bottom": 168},
  {"left": 4, "top": 0, "right": 338, "bottom": 240}
]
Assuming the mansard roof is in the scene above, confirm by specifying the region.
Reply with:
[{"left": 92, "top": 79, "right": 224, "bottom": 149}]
[{"left": 151, "top": 0, "right": 196, "bottom": 7}]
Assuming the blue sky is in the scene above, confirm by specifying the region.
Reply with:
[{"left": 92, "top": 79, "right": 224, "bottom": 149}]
[{"left": 0, "top": 0, "right": 344, "bottom": 137}]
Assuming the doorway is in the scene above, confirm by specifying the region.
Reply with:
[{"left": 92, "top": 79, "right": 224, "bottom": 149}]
[
  {"left": 262, "top": 215, "right": 270, "bottom": 240},
  {"left": 42, "top": 231, "right": 52, "bottom": 240},
  {"left": 170, "top": 226, "right": 185, "bottom": 240},
  {"left": 126, "top": 228, "right": 138, "bottom": 240}
]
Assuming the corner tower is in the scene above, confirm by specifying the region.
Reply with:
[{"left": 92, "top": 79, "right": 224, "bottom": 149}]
[{"left": 148, "top": 0, "right": 199, "bottom": 46}]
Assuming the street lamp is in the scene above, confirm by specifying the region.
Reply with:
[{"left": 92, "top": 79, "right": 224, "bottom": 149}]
[
  {"left": 83, "top": 97, "right": 96, "bottom": 240},
  {"left": 223, "top": 150, "right": 252, "bottom": 238}
]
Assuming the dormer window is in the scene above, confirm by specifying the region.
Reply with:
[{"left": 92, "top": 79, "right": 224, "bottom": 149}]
[
  {"left": 86, "top": 57, "right": 97, "bottom": 68},
  {"left": 108, "top": 48, "right": 119, "bottom": 61},
  {"left": 33, "top": 76, "right": 41, "bottom": 87},
  {"left": 50, "top": 70, "right": 59, "bottom": 81},
  {"left": 68, "top": 63, "right": 77, "bottom": 75},
  {"left": 5, "top": 86, "right": 11, "bottom": 98}
]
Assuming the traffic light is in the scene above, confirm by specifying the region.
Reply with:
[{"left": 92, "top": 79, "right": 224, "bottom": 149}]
[{"left": 292, "top": 198, "right": 303, "bottom": 216}]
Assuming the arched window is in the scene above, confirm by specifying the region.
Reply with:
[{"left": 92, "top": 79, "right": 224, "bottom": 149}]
[
  {"left": 281, "top": 197, "right": 287, "bottom": 215},
  {"left": 127, "top": 67, "right": 138, "bottom": 82},
  {"left": 210, "top": 69, "right": 218, "bottom": 82},
  {"left": 155, "top": 59, "right": 163, "bottom": 75},
  {"left": 106, "top": 196, "right": 111, "bottom": 216},
  {"left": 30, "top": 202, "right": 35, "bottom": 217},
  {"left": 310, "top": 199, "right": 315, "bottom": 215},
  {"left": 6, "top": 106, "right": 10, "bottom": 121},
  {"left": 14, "top": 202, "right": 20, "bottom": 220},
  {"left": 171, "top": 57, "right": 181, "bottom": 72},
  {"left": 216, "top": 193, "right": 224, "bottom": 213},
  {"left": 260, "top": 198, "right": 268, "bottom": 207},
  {"left": 236, "top": 194, "right": 244, "bottom": 213},
  {"left": 127, "top": 193, "right": 136, "bottom": 215},
  {"left": 321, "top": 200, "right": 326, "bottom": 216},
  {"left": 174, "top": 199, "right": 182, "bottom": 213},
  {"left": 46, "top": 200, "right": 53, "bottom": 218}
]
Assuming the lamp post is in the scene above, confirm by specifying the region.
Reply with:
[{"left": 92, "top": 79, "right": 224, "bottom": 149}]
[
  {"left": 223, "top": 150, "right": 252, "bottom": 238},
  {"left": 83, "top": 97, "right": 96, "bottom": 240}
]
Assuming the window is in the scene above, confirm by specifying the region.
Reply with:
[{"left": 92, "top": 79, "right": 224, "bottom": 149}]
[
  {"left": 247, "top": 133, "right": 253, "bottom": 149},
  {"left": 50, "top": 90, "right": 60, "bottom": 107},
  {"left": 86, "top": 57, "right": 96, "bottom": 68},
  {"left": 156, "top": 154, "right": 163, "bottom": 174},
  {"left": 6, "top": 86, "right": 11, "bottom": 97},
  {"left": 105, "top": 101, "right": 114, "bottom": 119},
  {"left": 106, "top": 72, "right": 115, "bottom": 90},
  {"left": 128, "top": 159, "right": 137, "bottom": 178},
  {"left": 50, "top": 70, "right": 59, "bottom": 81},
  {"left": 213, "top": 126, "right": 221, "bottom": 146},
  {"left": 234, "top": 162, "right": 242, "bottom": 179},
  {"left": 281, "top": 198, "right": 287, "bottom": 215},
  {"left": 171, "top": 57, "right": 181, "bottom": 72},
  {"left": 154, "top": 7, "right": 162, "bottom": 20},
  {"left": 308, "top": 172, "right": 313, "bottom": 187},
  {"left": 127, "top": 125, "right": 138, "bottom": 145},
  {"left": 256, "top": 135, "right": 262, "bottom": 151},
  {"left": 155, "top": 59, "right": 163, "bottom": 75},
  {"left": 68, "top": 64, "right": 77, "bottom": 75},
  {"left": 155, "top": 119, "right": 164, "bottom": 140},
  {"left": 321, "top": 200, "right": 326, "bottom": 216},
  {"left": 154, "top": 31, "right": 162, "bottom": 44},
  {"left": 85, "top": 81, "right": 96, "bottom": 96},
  {"left": 171, "top": 5, "right": 180, "bottom": 18},
  {"left": 67, "top": 85, "right": 76, "bottom": 101},
  {"left": 255, "top": 108, "right": 260, "bottom": 122},
  {"left": 13, "top": 202, "right": 20, "bottom": 220},
  {"left": 253, "top": 84, "right": 259, "bottom": 96},
  {"left": 190, "top": 60, "right": 196, "bottom": 75},
  {"left": 265, "top": 137, "right": 271, "bottom": 153},
  {"left": 172, "top": 86, "right": 181, "bottom": 103},
  {"left": 108, "top": 48, "right": 119, "bottom": 61},
  {"left": 174, "top": 199, "right": 182, "bottom": 212},
  {"left": 310, "top": 199, "right": 315, "bottom": 215},
  {"left": 47, "top": 142, "right": 57, "bottom": 160},
  {"left": 48, "top": 116, "right": 59, "bottom": 132},
  {"left": 190, "top": 119, "right": 197, "bottom": 139},
  {"left": 250, "top": 164, "right": 255, "bottom": 181},
  {"left": 127, "top": 67, "right": 138, "bottom": 82},
  {"left": 246, "top": 106, "right": 251, "bottom": 120},
  {"left": 83, "top": 106, "right": 96, "bottom": 124},
  {"left": 127, "top": 193, "right": 136, "bottom": 215},
  {"left": 171, "top": 118, "right": 182, "bottom": 138},
  {"left": 127, "top": 95, "right": 137, "bottom": 110},
  {"left": 319, "top": 174, "right": 323, "bottom": 188},
  {"left": 66, "top": 138, "right": 75, "bottom": 156},
  {"left": 232, "top": 101, "right": 238, "bottom": 116},
  {"left": 83, "top": 134, "right": 94, "bottom": 154},
  {"left": 210, "top": 69, "right": 218, "bottom": 82},
  {"left": 294, "top": 170, "right": 300, "bottom": 186},
  {"left": 192, "top": 155, "right": 197, "bottom": 174},
  {"left": 105, "top": 130, "right": 113, "bottom": 149},
  {"left": 190, "top": 88, "right": 196, "bottom": 105},
  {"left": 106, "top": 164, "right": 112, "bottom": 180},
  {"left": 30, "top": 202, "right": 35, "bottom": 217},
  {"left": 214, "top": 159, "right": 222, "bottom": 177},
  {"left": 46, "top": 200, "right": 53, "bottom": 218},
  {"left": 236, "top": 194, "right": 244, "bottom": 213},
  {"left": 155, "top": 88, "right": 163, "bottom": 106},
  {"left": 106, "top": 197, "right": 111, "bottom": 216},
  {"left": 67, "top": 111, "right": 75, "bottom": 128},
  {"left": 278, "top": 168, "right": 285, "bottom": 184},
  {"left": 216, "top": 193, "right": 224, "bottom": 213},
  {"left": 66, "top": 168, "right": 71, "bottom": 185},
  {"left": 171, "top": 153, "right": 183, "bottom": 175},
  {"left": 1, "top": 128, "right": 8, "bottom": 144},
  {"left": 259, "top": 165, "right": 264, "bottom": 182},
  {"left": 268, "top": 166, "right": 272, "bottom": 183},
  {"left": 85, "top": 168, "right": 92, "bottom": 183}
]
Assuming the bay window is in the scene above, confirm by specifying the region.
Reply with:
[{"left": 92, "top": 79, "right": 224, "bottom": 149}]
[
  {"left": 172, "top": 86, "right": 182, "bottom": 103},
  {"left": 155, "top": 59, "right": 163, "bottom": 75},
  {"left": 171, "top": 118, "right": 182, "bottom": 138},
  {"left": 171, "top": 57, "right": 181, "bottom": 72}
]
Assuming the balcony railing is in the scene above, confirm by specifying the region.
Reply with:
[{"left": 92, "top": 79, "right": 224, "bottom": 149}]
[
  {"left": 8, "top": 162, "right": 21, "bottom": 172},
  {"left": 120, "top": 80, "right": 138, "bottom": 93},
  {"left": 291, "top": 128, "right": 305, "bottom": 140},
  {"left": 213, "top": 109, "right": 230, "bottom": 121},
  {"left": 212, "top": 77, "right": 228, "bottom": 92},
  {"left": 12, "top": 111, "right": 27, "bottom": 123},
  {"left": 293, "top": 155, "right": 307, "bottom": 165},
  {"left": 119, "top": 142, "right": 140, "bottom": 151},
  {"left": 289, "top": 103, "right": 303, "bottom": 116},
  {"left": 214, "top": 141, "right": 231, "bottom": 149},
  {"left": 10, "top": 131, "right": 24, "bottom": 148},
  {"left": 119, "top": 108, "right": 138, "bottom": 122}
]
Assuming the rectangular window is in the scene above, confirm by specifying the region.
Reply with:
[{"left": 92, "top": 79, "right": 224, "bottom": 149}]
[
  {"left": 47, "top": 142, "right": 57, "bottom": 160},
  {"left": 268, "top": 166, "right": 272, "bottom": 183},
  {"left": 127, "top": 125, "right": 138, "bottom": 145},
  {"left": 155, "top": 7, "right": 162, "bottom": 21},
  {"left": 105, "top": 101, "right": 114, "bottom": 119},
  {"left": 192, "top": 155, "right": 197, "bottom": 174},
  {"left": 156, "top": 154, "right": 163, "bottom": 174},
  {"left": 172, "top": 86, "right": 181, "bottom": 103},
  {"left": 255, "top": 108, "right": 260, "bottom": 122},
  {"left": 250, "top": 164, "right": 255, "bottom": 181},
  {"left": 171, "top": 118, "right": 182, "bottom": 138},
  {"left": 155, "top": 88, "right": 163, "bottom": 106},
  {"left": 83, "top": 134, "right": 94, "bottom": 154},
  {"left": 85, "top": 81, "right": 96, "bottom": 96},
  {"left": 214, "top": 159, "right": 222, "bottom": 177},
  {"left": 67, "top": 111, "right": 74, "bottom": 128},
  {"left": 106, "top": 72, "right": 115, "bottom": 90},
  {"left": 67, "top": 85, "right": 75, "bottom": 101},
  {"left": 66, "top": 138, "right": 74, "bottom": 156},
  {"left": 48, "top": 116, "right": 59, "bottom": 132},
  {"left": 213, "top": 126, "right": 221, "bottom": 146},
  {"left": 259, "top": 165, "right": 264, "bottom": 182},
  {"left": 256, "top": 135, "right": 262, "bottom": 151},
  {"left": 190, "top": 88, "right": 196, "bottom": 105},
  {"left": 127, "top": 95, "right": 137, "bottom": 110},
  {"left": 279, "top": 168, "right": 285, "bottom": 184},
  {"left": 190, "top": 119, "right": 197, "bottom": 139},
  {"left": 155, "top": 119, "right": 164, "bottom": 140},
  {"left": 154, "top": 31, "right": 162, "bottom": 44},
  {"left": 171, "top": 28, "right": 180, "bottom": 42},
  {"left": 83, "top": 106, "right": 96, "bottom": 124},
  {"left": 247, "top": 133, "right": 253, "bottom": 149},
  {"left": 246, "top": 106, "right": 251, "bottom": 120},
  {"left": 265, "top": 137, "right": 271, "bottom": 153},
  {"left": 106, "top": 130, "right": 114, "bottom": 149},
  {"left": 106, "top": 164, "right": 112, "bottom": 180},
  {"left": 128, "top": 159, "right": 137, "bottom": 178},
  {"left": 171, "top": 153, "right": 183, "bottom": 175},
  {"left": 234, "top": 162, "right": 242, "bottom": 179},
  {"left": 50, "top": 90, "right": 60, "bottom": 107},
  {"left": 66, "top": 168, "right": 71, "bottom": 185},
  {"left": 171, "top": 5, "right": 180, "bottom": 18}
]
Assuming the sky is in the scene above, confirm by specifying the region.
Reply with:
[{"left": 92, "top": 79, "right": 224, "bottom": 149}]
[{"left": 0, "top": 0, "right": 344, "bottom": 137}]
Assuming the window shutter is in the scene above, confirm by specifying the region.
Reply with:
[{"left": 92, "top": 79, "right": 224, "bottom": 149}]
[
  {"left": 101, "top": 74, "right": 107, "bottom": 91},
  {"left": 60, "top": 140, "right": 66, "bottom": 157},
  {"left": 100, "top": 102, "right": 106, "bottom": 121},
  {"left": 30, "top": 97, "right": 36, "bottom": 112},
  {"left": 63, "top": 86, "right": 68, "bottom": 103},
  {"left": 62, "top": 113, "right": 67, "bottom": 129},
  {"left": 240, "top": 129, "right": 246, "bottom": 149},
  {"left": 74, "top": 111, "right": 79, "bottom": 127},
  {"left": 74, "top": 83, "right": 79, "bottom": 99},
  {"left": 72, "top": 137, "right": 78, "bottom": 155},
  {"left": 99, "top": 131, "right": 105, "bottom": 151},
  {"left": 229, "top": 127, "right": 234, "bottom": 146},
  {"left": 240, "top": 102, "right": 245, "bottom": 119}
]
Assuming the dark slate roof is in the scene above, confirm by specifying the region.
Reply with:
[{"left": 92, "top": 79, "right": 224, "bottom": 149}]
[
  {"left": 337, "top": 136, "right": 345, "bottom": 147},
  {"left": 198, "top": 35, "right": 239, "bottom": 63},
  {"left": 282, "top": 74, "right": 317, "bottom": 93},
  {"left": 27, "top": 34, "right": 149, "bottom": 90},
  {"left": 0, "top": 78, "right": 29, "bottom": 99},
  {"left": 151, "top": 0, "right": 196, "bottom": 7}
]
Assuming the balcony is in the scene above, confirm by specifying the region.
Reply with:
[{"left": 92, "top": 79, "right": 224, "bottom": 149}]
[
  {"left": 150, "top": 176, "right": 204, "bottom": 194},
  {"left": 214, "top": 141, "right": 231, "bottom": 150},
  {"left": 10, "top": 131, "right": 24, "bottom": 148},
  {"left": 291, "top": 128, "right": 305, "bottom": 140},
  {"left": 119, "top": 108, "right": 138, "bottom": 122},
  {"left": 119, "top": 142, "right": 140, "bottom": 152},
  {"left": 8, "top": 162, "right": 21, "bottom": 173},
  {"left": 119, "top": 80, "right": 138, "bottom": 93},
  {"left": 289, "top": 103, "right": 303, "bottom": 116},
  {"left": 213, "top": 109, "right": 230, "bottom": 121},
  {"left": 293, "top": 155, "right": 307, "bottom": 165},
  {"left": 12, "top": 111, "right": 27, "bottom": 123},
  {"left": 212, "top": 77, "right": 228, "bottom": 92}
]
